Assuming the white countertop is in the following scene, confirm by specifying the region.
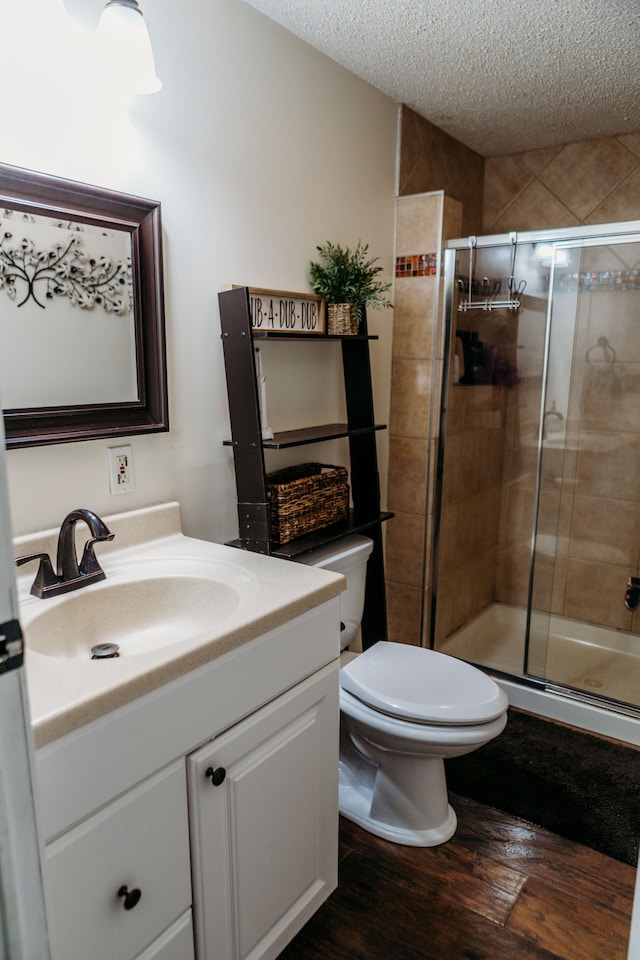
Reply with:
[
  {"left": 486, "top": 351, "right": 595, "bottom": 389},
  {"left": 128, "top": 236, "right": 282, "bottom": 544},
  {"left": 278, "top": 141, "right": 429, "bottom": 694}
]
[{"left": 15, "top": 502, "right": 344, "bottom": 747}]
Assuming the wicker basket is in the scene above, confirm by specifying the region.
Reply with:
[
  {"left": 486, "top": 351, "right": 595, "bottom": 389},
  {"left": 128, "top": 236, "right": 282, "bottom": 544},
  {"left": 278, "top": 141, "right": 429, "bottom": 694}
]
[
  {"left": 266, "top": 462, "right": 349, "bottom": 544},
  {"left": 327, "top": 303, "right": 359, "bottom": 335}
]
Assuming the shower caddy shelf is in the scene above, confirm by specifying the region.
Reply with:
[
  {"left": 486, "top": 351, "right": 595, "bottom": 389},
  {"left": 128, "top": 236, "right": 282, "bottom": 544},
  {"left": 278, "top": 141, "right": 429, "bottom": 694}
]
[
  {"left": 457, "top": 233, "right": 526, "bottom": 313},
  {"left": 218, "top": 285, "right": 392, "bottom": 647}
]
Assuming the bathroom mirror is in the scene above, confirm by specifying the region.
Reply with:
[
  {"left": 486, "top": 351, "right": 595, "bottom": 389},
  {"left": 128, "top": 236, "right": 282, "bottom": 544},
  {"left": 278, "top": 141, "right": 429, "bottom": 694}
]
[{"left": 0, "top": 163, "right": 168, "bottom": 448}]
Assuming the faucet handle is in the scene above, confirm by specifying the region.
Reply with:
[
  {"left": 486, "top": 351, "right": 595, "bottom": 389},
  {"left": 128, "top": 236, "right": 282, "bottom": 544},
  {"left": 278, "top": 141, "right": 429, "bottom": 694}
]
[
  {"left": 16, "top": 553, "right": 61, "bottom": 599},
  {"left": 79, "top": 536, "right": 114, "bottom": 578}
]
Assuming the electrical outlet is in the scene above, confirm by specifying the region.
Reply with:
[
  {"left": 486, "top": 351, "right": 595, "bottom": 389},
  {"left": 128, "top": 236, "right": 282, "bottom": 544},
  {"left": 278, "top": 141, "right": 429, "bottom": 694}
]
[{"left": 108, "top": 445, "right": 135, "bottom": 495}]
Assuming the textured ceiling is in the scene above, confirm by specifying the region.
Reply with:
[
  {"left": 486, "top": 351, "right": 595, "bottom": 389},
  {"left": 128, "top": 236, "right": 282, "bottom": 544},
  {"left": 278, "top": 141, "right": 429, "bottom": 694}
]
[{"left": 240, "top": 0, "right": 640, "bottom": 157}]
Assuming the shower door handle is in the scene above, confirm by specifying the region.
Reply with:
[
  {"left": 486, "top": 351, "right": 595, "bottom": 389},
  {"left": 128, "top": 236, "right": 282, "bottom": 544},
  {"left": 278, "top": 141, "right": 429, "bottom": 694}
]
[{"left": 624, "top": 577, "right": 640, "bottom": 612}]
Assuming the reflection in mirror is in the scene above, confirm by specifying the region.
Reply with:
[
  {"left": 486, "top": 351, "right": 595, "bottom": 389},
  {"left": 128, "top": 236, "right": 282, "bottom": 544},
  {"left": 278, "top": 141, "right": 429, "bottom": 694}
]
[
  {"left": 0, "top": 163, "right": 168, "bottom": 448},
  {"left": 0, "top": 209, "right": 137, "bottom": 408}
]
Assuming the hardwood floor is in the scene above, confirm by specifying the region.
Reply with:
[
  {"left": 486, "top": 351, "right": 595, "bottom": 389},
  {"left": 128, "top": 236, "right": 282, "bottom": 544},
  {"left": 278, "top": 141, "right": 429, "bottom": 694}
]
[{"left": 278, "top": 793, "right": 635, "bottom": 960}]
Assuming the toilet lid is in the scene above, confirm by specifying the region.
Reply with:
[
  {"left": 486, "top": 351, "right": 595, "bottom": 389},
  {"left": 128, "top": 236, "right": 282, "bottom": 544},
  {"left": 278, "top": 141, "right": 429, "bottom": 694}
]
[{"left": 340, "top": 642, "right": 508, "bottom": 724}]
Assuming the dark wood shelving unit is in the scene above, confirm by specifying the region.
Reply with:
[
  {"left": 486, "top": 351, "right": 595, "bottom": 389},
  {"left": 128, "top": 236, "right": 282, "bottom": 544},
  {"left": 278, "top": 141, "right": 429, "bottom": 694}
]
[
  {"left": 223, "top": 422, "right": 387, "bottom": 449},
  {"left": 219, "top": 286, "right": 392, "bottom": 648}
]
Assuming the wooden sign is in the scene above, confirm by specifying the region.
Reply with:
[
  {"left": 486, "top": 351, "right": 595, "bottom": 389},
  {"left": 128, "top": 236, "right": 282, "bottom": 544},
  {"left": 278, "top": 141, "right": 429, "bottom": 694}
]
[{"left": 246, "top": 287, "right": 326, "bottom": 334}]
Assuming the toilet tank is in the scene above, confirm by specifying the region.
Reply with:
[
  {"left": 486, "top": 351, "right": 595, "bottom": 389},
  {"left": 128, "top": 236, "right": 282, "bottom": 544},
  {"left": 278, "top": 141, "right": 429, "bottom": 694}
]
[{"left": 296, "top": 535, "right": 373, "bottom": 649}]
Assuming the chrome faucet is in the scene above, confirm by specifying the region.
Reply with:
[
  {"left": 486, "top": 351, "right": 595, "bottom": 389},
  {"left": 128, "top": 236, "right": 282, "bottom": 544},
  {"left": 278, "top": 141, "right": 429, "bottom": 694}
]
[{"left": 16, "top": 508, "right": 115, "bottom": 599}]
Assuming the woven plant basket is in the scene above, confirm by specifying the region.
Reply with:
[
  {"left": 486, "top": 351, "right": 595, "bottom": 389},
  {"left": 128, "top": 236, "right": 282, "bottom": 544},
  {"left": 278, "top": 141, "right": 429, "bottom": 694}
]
[
  {"left": 327, "top": 303, "right": 359, "bottom": 335},
  {"left": 266, "top": 462, "right": 349, "bottom": 544}
]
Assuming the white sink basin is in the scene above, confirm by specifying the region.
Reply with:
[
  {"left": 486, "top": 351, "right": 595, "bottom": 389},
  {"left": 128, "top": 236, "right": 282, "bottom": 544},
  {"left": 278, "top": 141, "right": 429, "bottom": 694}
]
[
  {"left": 15, "top": 502, "right": 346, "bottom": 747},
  {"left": 22, "top": 558, "right": 249, "bottom": 659}
]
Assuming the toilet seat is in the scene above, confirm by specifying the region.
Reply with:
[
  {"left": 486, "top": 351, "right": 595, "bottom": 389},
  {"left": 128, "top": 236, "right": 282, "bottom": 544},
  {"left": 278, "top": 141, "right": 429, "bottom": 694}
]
[
  {"left": 340, "top": 641, "right": 508, "bottom": 725},
  {"left": 340, "top": 687, "right": 508, "bottom": 749}
]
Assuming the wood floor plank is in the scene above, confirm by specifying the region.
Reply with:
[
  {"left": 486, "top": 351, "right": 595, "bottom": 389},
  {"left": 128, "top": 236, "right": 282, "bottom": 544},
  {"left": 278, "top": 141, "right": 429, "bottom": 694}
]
[
  {"left": 278, "top": 801, "right": 635, "bottom": 960},
  {"left": 506, "top": 876, "right": 631, "bottom": 960},
  {"left": 339, "top": 815, "right": 527, "bottom": 925},
  {"left": 450, "top": 793, "right": 636, "bottom": 915},
  {"left": 279, "top": 848, "right": 561, "bottom": 960}
]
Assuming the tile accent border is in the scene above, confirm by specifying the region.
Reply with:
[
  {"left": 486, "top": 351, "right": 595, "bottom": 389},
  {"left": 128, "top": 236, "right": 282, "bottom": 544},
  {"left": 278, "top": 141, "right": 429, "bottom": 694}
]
[
  {"left": 567, "top": 269, "right": 640, "bottom": 292},
  {"left": 395, "top": 252, "right": 438, "bottom": 278}
]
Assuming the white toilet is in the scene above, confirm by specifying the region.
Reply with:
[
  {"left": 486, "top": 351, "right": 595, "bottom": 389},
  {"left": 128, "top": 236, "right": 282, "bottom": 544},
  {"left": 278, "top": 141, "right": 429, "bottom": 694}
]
[{"left": 298, "top": 535, "right": 509, "bottom": 847}]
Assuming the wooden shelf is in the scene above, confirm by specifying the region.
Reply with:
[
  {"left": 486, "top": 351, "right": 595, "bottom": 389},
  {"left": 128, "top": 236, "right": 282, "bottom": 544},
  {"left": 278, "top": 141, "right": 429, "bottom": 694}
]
[
  {"left": 223, "top": 422, "right": 387, "bottom": 449},
  {"left": 226, "top": 511, "right": 394, "bottom": 559},
  {"left": 252, "top": 331, "right": 378, "bottom": 341}
]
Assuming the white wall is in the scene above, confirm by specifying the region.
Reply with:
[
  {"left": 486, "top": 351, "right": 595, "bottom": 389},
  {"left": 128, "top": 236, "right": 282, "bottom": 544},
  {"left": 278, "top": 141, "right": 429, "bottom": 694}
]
[{"left": 4, "top": 0, "right": 398, "bottom": 543}]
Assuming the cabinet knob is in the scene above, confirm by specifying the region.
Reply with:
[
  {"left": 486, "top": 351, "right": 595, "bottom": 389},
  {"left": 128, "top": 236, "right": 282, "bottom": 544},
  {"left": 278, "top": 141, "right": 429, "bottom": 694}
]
[
  {"left": 205, "top": 766, "right": 226, "bottom": 786},
  {"left": 117, "top": 885, "right": 142, "bottom": 910}
]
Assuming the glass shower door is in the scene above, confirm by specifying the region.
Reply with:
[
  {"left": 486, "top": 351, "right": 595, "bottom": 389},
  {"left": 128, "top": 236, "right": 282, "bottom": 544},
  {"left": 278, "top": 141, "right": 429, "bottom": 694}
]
[
  {"left": 434, "top": 239, "right": 548, "bottom": 676},
  {"left": 527, "top": 234, "right": 640, "bottom": 708}
]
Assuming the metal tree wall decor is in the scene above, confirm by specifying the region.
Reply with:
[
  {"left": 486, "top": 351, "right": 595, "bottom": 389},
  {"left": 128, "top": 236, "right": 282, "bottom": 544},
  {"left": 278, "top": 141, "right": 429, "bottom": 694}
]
[
  {"left": 0, "top": 161, "right": 167, "bottom": 448},
  {"left": 0, "top": 209, "right": 132, "bottom": 314}
]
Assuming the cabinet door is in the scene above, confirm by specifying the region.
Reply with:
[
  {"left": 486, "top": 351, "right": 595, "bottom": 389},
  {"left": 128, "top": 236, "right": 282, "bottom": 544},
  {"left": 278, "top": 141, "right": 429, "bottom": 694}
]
[
  {"left": 135, "top": 911, "right": 195, "bottom": 960},
  {"left": 46, "top": 761, "right": 192, "bottom": 960},
  {"left": 188, "top": 663, "right": 339, "bottom": 960}
]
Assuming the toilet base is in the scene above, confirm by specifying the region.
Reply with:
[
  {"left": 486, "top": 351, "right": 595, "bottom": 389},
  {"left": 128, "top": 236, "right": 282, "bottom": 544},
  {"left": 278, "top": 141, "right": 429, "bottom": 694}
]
[{"left": 338, "top": 758, "right": 458, "bottom": 847}]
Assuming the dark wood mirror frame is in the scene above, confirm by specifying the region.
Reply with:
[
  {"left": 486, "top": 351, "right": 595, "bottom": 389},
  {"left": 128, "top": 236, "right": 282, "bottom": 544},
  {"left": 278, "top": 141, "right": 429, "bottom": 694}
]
[{"left": 1, "top": 163, "right": 168, "bottom": 449}]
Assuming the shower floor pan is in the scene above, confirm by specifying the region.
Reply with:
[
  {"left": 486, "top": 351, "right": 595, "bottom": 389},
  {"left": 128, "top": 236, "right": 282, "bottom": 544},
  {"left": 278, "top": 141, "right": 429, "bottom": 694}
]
[{"left": 439, "top": 603, "right": 640, "bottom": 710}]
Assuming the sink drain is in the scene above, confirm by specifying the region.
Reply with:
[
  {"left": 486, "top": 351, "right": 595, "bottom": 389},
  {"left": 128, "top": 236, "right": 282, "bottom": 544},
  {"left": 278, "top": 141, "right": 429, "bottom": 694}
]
[{"left": 91, "top": 643, "right": 120, "bottom": 660}]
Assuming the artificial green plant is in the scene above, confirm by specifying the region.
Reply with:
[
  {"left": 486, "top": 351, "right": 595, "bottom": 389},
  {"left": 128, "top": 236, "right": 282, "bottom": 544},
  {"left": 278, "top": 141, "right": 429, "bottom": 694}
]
[{"left": 309, "top": 241, "right": 393, "bottom": 323}]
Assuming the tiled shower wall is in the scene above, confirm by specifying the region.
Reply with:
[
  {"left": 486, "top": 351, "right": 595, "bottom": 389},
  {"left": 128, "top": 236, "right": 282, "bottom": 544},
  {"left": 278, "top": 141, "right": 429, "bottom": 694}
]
[
  {"left": 388, "top": 114, "right": 640, "bottom": 645},
  {"left": 435, "top": 316, "right": 516, "bottom": 646},
  {"left": 398, "top": 106, "right": 484, "bottom": 236},
  {"left": 385, "top": 193, "right": 462, "bottom": 644},
  {"left": 483, "top": 133, "right": 640, "bottom": 232}
]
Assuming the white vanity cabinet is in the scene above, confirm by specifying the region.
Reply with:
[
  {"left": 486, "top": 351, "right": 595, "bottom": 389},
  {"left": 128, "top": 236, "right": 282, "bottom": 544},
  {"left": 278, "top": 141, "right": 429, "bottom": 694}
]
[
  {"left": 188, "top": 665, "right": 338, "bottom": 960},
  {"left": 45, "top": 761, "right": 193, "bottom": 960},
  {"left": 35, "top": 599, "right": 341, "bottom": 960}
]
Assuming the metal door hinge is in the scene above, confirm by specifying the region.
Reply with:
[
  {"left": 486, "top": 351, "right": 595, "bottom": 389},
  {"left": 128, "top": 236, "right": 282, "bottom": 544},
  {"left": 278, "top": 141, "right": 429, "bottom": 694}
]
[{"left": 0, "top": 619, "right": 24, "bottom": 673}]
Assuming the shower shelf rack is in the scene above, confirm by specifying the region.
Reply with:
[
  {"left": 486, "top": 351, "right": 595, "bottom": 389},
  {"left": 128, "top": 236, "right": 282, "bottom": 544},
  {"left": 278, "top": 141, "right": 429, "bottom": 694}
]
[
  {"left": 457, "top": 233, "right": 525, "bottom": 312},
  {"left": 218, "top": 285, "right": 392, "bottom": 649},
  {"left": 458, "top": 294, "right": 522, "bottom": 313}
]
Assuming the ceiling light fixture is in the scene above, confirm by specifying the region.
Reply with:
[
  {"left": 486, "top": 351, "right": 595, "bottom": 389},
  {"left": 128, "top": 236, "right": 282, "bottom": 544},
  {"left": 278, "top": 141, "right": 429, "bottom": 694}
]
[{"left": 97, "top": 0, "right": 161, "bottom": 95}]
